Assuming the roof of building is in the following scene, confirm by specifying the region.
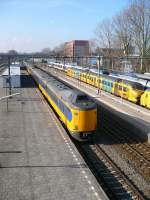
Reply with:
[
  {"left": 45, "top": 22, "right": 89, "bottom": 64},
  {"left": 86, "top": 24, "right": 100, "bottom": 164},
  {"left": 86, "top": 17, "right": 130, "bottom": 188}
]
[{"left": 65, "top": 40, "right": 89, "bottom": 46}]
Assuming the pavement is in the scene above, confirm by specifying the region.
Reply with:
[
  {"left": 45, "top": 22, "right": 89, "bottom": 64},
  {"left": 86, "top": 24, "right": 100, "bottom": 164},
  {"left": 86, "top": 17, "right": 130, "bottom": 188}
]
[{"left": 0, "top": 69, "right": 108, "bottom": 200}]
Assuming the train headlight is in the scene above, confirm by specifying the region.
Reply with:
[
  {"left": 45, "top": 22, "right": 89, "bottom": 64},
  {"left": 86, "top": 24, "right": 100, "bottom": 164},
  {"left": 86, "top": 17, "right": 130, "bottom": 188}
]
[
  {"left": 132, "top": 91, "right": 138, "bottom": 97},
  {"left": 74, "top": 125, "right": 78, "bottom": 130}
]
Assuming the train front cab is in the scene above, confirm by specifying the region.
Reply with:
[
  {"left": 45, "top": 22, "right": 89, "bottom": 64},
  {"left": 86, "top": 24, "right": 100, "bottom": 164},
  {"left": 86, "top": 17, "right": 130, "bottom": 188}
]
[
  {"left": 113, "top": 80, "right": 144, "bottom": 103},
  {"left": 69, "top": 108, "right": 97, "bottom": 140},
  {"left": 39, "top": 81, "right": 97, "bottom": 141},
  {"left": 127, "top": 83, "right": 144, "bottom": 103},
  {"left": 140, "top": 89, "right": 150, "bottom": 108}
]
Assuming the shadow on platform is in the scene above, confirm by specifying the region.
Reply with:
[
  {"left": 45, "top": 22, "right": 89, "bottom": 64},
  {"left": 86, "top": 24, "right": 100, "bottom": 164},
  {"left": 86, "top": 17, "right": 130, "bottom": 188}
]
[
  {"left": 20, "top": 75, "right": 37, "bottom": 88},
  {"left": 92, "top": 101, "right": 150, "bottom": 145}
]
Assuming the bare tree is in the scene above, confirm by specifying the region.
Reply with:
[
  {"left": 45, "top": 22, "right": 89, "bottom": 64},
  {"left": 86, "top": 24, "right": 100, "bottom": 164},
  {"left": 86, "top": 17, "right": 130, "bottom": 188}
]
[
  {"left": 41, "top": 48, "right": 52, "bottom": 55},
  {"left": 89, "top": 39, "right": 97, "bottom": 55},
  {"left": 113, "top": 9, "right": 133, "bottom": 56},
  {"left": 53, "top": 43, "right": 65, "bottom": 56},
  {"left": 95, "top": 19, "right": 115, "bottom": 56},
  {"left": 127, "top": 0, "right": 150, "bottom": 71},
  {"left": 7, "top": 50, "right": 18, "bottom": 55}
]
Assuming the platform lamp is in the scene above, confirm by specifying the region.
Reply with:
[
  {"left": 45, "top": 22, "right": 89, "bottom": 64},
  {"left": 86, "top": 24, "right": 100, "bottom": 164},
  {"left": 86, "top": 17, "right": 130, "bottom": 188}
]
[
  {"left": 97, "top": 56, "right": 103, "bottom": 95},
  {"left": 8, "top": 56, "right": 11, "bottom": 95},
  {"left": 63, "top": 56, "right": 66, "bottom": 70}
]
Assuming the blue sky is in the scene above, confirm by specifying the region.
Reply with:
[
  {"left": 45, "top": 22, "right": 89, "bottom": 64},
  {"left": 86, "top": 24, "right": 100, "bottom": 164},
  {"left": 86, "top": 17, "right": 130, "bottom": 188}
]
[{"left": 0, "top": 0, "right": 129, "bottom": 52}]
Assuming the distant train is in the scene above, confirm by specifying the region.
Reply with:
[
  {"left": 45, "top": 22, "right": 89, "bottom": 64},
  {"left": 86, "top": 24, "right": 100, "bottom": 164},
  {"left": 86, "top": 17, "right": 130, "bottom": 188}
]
[
  {"left": 27, "top": 65, "right": 97, "bottom": 141},
  {"left": 67, "top": 67, "right": 144, "bottom": 103},
  {"left": 47, "top": 62, "right": 150, "bottom": 109}
]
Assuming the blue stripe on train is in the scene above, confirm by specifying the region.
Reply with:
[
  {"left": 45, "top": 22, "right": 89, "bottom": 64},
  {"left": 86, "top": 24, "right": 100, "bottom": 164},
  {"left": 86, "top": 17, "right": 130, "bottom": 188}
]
[{"left": 33, "top": 72, "right": 72, "bottom": 122}]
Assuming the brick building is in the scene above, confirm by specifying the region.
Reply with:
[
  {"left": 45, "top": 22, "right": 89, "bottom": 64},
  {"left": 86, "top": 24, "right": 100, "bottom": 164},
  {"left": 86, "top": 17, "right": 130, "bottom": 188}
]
[{"left": 64, "top": 40, "right": 89, "bottom": 57}]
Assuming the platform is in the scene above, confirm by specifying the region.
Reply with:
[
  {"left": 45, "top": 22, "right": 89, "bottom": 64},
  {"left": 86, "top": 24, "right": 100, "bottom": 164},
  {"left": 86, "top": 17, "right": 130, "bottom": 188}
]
[{"left": 0, "top": 70, "right": 108, "bottom": 200}]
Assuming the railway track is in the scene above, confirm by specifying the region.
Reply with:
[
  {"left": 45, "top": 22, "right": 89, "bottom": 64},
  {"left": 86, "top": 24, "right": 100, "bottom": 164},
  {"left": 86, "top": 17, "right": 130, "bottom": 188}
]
[
  {"left": 76, "top": 143, "right": 146, "bottom": 200},
  {"left": 99, "top": 109, "right": 150, "bottom": 182}
]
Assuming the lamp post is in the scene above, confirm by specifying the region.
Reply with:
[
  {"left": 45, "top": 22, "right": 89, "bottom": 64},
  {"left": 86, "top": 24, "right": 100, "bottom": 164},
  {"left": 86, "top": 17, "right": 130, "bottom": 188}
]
[
  {"left": 97, "top": 56, "right": 103, "bottom": 94},
  {"left": 8, "top": 56, "right": 11, "bottom": 95},
  {"left": 63, "top": 56, "right": 66, "bottom": 71}
]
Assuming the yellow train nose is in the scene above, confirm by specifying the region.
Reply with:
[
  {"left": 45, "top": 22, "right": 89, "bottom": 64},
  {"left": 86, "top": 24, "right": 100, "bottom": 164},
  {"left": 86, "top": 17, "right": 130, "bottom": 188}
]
[{"left": 73, "top": 109, "right": 97, "bottom": 132}]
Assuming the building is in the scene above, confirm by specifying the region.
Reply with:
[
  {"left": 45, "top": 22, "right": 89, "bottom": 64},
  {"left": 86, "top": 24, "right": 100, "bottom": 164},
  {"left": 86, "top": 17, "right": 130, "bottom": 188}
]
[{"left": 65, "top": 40, "right": 89, "bottom": 57}]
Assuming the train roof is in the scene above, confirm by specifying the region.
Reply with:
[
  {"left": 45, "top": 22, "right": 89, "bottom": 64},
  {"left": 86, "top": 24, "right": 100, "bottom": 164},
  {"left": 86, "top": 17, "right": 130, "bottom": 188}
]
[
  {"left": 135, "top": 73, "right": 150, "bottom": 81},
  {"left": 101, "top": 73, "right": 144, "bottom": 89},
  {"left": 117, "top": 79, "right": 144, "bottom": 89},
  {"left": 100, "top": 74, "right": 117, "bottom": 81},
  {"left": 31, "top": 67, "right": 96, "bottom": 110}
]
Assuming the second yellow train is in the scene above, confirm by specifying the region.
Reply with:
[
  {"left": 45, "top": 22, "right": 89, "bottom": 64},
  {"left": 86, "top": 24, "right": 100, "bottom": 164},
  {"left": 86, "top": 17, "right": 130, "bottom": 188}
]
[{"left": 48, "top": 62, "right": 150, "bottom": 109}]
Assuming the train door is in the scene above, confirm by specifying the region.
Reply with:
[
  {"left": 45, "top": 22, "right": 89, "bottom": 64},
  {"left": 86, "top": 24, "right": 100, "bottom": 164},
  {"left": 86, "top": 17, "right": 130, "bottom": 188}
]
[
  {"left": 103, "top": 80, "right": 106, "bottom": 91},
  {"left": 94, "top": 77, "right": 96, "bottom": 87},
  {"left": 107, "top": 81, "right": 111, "bottom": 93},
  {"left": 92, "top": 76, "right": 94, "bottom": 86},
  {"left": 102, "top": 79, "right": 105, "bottom": 90},
  {"left": 145, "top": 92, "right": 150, "bottom": 108},
  {"left": 114, "top": 83, "right": 119, "bottom": 96},
  {"left": 106, "top": 81, "right": 110, "bottom": 92},
  {"left": 105, "top": 80, "right": 108, "bottom": 92},
  {"left": 122, "top": 86, "right": 128, "bottom": 99}
]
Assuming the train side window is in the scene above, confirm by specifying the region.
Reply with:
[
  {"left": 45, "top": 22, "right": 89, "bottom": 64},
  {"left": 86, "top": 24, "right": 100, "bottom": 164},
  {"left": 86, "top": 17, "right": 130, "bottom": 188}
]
[
  {"left": 123, "top": 87, "right": 127, "bottom": 92},
  {"left": 119, "top": 85, "right": 122, "bottom": 90}
]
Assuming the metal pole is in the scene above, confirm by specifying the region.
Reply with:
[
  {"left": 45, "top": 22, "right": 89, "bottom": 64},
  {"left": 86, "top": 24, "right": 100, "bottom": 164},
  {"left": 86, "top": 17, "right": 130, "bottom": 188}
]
[
  {"left": 121, "top": 58, "right": 124, "bottom": 103},
  {"left": 0, "top": 93, "right": 20, "bottom": 112},
  {"left": 8, "top": 56, "right": 11, "bottom": 95},
  {"left": 97, "top": 56, "right": 100, "bottom": 94},
  {"left": 64, "top": 56, "right": 65, "bottom": 71},
  {"left": 112, "top": 57, "right": 114, "bottom": 72}
]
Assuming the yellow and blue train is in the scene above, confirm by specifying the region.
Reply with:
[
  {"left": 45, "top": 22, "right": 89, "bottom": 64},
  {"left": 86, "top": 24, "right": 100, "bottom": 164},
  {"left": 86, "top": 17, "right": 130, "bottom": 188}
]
[
  {"left": 40, "top": 61, "right": 150, "bottom": 109},
  {"left": 27, "top": 66, "right": 97, "bottom": 141},
  {"left": 68, "top": 67, "right": 150, "bottom": 108},
  {"left": 67, "top": 67, "right": 144, "bottom": 103}
]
